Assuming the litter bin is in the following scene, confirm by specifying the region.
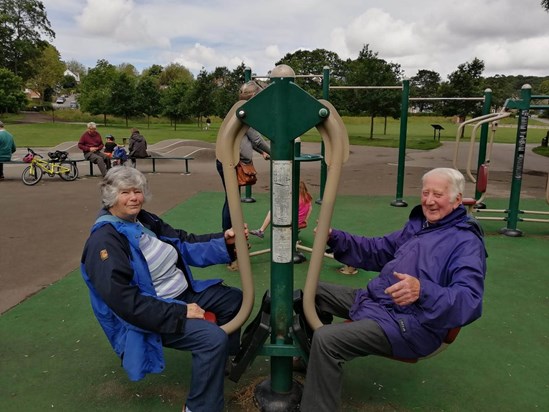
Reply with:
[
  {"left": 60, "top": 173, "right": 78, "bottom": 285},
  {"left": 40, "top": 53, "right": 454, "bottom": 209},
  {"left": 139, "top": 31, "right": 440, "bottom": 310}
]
[{"left": 542, "top": 131, "right": 548, "bottom": 147}]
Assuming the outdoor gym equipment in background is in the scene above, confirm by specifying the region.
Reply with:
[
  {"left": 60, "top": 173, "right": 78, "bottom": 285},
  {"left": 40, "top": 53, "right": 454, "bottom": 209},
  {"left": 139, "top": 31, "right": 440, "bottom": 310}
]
[
  {"left": 216, "top": 64, "right": 349, "bottom": 410},
  {"left": 470, "top": 84, "right": 549, "bottom": 236},
  {"left": 329, "top": 81, "right": 493, "bottom": 207}
]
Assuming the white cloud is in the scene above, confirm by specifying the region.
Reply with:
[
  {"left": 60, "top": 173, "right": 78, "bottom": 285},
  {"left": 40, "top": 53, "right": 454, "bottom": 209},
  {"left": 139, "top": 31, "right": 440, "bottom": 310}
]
[
  {"left": 42, "top": 0, "right": 549, "bottom": 79},
  {"left": 75, "top": 0, "right": 169, "bottom": 48}
]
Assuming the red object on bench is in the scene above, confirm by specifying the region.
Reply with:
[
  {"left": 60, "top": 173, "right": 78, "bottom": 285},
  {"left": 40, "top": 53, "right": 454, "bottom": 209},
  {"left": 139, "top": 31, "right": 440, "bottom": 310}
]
[{"left": 204, "top": 311, "right": 217, "bottom": 323}]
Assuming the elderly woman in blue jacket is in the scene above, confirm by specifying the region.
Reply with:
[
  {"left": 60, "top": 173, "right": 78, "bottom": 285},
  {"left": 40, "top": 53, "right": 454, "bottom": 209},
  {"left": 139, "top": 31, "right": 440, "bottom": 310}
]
[
  {"left": 300, "top": 167, "right": 487, "bottom": 412},
  {"left": 81, "top": 166, "right": 243, "bottom": 412}
]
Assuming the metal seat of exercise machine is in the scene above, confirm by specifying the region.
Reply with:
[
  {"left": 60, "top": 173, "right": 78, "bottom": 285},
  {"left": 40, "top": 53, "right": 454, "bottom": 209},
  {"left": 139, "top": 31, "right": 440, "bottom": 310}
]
[
  {"left": 387, "top": 327, "right": 461, "bottom": 363},
  {"left": 339, "top": 318, "right": 461, "bottom": 363},
  {"left": 462, "top": 163, "right": 489, "bottom": 210}
]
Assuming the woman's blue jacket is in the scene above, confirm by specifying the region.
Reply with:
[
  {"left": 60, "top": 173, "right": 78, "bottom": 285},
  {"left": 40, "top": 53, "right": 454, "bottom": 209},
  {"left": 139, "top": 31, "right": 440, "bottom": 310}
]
[{"left": 81, "top": 209, "right": 233, "bottom": 381}]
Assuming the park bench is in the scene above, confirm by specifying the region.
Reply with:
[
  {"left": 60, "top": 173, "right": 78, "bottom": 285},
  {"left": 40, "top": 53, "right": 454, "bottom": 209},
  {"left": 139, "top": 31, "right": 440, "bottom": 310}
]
[
  {"left": 131, "top": 156, "right": 194, "bottom": 175},
  {"left": 78, "top": 155, "right": 195, "bottom": 176}
]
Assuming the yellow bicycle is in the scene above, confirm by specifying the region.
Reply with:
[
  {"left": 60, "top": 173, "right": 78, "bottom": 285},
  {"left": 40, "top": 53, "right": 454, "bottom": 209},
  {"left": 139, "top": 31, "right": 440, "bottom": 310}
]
[{"left": 21, "top": 148, "right": 79, "bottom": 186}]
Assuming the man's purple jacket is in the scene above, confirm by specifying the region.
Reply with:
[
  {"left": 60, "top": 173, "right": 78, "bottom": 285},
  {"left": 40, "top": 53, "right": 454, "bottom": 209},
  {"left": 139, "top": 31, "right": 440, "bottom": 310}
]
[{"left": 327, "top": 204, "right": 487, "bottom": 359}]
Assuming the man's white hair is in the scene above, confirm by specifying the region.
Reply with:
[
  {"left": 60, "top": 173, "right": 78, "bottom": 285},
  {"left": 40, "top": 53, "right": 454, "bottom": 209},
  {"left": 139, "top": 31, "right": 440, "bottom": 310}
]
[{"left": 422, "top": 167, "right": 465, "bottom": 202}]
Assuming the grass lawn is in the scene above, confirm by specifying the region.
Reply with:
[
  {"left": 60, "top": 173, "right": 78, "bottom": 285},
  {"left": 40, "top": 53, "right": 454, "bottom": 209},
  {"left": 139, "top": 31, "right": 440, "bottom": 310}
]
[{"left": 4, "top": 111, "right": 549, "bottom": 153}]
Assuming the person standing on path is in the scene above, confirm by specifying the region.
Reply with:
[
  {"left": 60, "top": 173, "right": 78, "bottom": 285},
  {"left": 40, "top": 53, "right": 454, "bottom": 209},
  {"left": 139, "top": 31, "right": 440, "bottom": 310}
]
[{"left": 0, "top": 121, "right": 16, "bottom": 180}]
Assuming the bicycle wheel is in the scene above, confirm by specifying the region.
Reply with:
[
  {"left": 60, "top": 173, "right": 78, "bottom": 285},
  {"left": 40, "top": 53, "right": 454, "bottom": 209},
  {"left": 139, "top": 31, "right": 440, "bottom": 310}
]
[
  {"left": 58, "top": 162, "right": 79, "bottom": 181},
  {"left": 22, "top": 165, "right": 43, "bottom": 185}
]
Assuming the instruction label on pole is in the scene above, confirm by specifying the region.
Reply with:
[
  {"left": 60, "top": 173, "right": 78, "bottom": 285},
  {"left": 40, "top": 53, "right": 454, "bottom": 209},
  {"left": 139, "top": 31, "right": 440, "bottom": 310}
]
[
  {"left": 272, "top": 161, "right": 293, "bottom": 225},
  {"left": 272, "top": 227, "right": 292, "bottom": 263},
  {"left": 272, "top": 160, "right": 293, "bottom": 263}
]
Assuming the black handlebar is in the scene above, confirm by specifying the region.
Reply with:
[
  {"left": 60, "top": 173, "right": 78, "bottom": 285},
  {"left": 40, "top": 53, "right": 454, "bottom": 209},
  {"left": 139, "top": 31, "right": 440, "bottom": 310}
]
[{"left": 26, "top": 148, "right": 43, "bottom": 158}]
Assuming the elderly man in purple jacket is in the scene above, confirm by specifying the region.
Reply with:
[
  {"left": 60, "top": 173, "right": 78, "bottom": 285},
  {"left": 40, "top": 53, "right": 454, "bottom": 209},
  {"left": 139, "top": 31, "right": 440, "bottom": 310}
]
[{"left": 301, "top": 167, "right": 487, "bottom": 412}]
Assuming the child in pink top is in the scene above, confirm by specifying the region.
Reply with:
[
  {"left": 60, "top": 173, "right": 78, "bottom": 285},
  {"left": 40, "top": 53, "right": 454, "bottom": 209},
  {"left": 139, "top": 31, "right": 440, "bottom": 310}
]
[{"left": 251, "top": 181, "right": 313, "bottom": 238}]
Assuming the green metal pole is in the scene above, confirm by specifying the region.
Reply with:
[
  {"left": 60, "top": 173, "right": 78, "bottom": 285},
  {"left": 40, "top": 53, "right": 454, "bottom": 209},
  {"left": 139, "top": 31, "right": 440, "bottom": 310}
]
[
  {"left": 501, "top": 84, "right": 531, "bottom": 237},
  {"left": 476, "top": 88, "right": 492, "bottom": 199},
  {"left": 242, "top": 67, "right": 256, "bottom": 203},
  {"left": 391, "top": 78, "right": 409, "bottom": 207},
  {"left": 237, "top": 64, "right": 328, "bottom": 407},
  {"left": 268, "top": 76, "right": 295, "bottom": 393},
  {"left": 317, "top": 66, "right": 330, "bottom": 204}
]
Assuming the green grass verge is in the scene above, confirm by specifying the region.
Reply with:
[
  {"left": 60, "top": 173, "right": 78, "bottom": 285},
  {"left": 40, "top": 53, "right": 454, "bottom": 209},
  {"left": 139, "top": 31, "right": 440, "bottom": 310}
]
[{"left": 5, "top": 112, "right": 549, "bottom": 154}]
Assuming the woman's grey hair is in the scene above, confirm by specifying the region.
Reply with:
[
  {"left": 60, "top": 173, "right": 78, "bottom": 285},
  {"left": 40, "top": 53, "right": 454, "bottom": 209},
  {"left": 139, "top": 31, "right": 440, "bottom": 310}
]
[
  {"left": 100, "top": 167, "right": 151, "bottom": 208},
  {"left": 87, "top": 122, "right": 97, "bottom": 129},
  {"left": 422, "top": 167, "right": 465, "bottom": 202},
  {"left": 239, "top": 81, "right": 263, "bottom": 101}
]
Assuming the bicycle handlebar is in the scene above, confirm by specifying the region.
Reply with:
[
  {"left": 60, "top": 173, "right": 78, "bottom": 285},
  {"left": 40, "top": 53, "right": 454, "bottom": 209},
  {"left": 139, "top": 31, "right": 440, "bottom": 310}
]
[{"left": 26, "top": 148, "right": 43, "bottom": 158}]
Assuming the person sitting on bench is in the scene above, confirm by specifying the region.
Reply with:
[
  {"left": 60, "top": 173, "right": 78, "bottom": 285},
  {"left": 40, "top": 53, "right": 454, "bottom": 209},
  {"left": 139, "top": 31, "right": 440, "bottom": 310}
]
[
  {"left": 300, "top": 168, "right": 487, "bottom": 412},
  {"left": 128, "top": 127, "right": 149, "bottom": 167},
  {"left": 78, "top": 122, "right": 111, "bottom": 177}
]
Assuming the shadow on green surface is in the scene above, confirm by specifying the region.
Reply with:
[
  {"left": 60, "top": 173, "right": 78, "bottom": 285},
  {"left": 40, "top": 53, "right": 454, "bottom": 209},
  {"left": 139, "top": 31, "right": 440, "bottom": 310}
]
[{"left": 1, "top": 193, "right": 548, "bottom": 411}]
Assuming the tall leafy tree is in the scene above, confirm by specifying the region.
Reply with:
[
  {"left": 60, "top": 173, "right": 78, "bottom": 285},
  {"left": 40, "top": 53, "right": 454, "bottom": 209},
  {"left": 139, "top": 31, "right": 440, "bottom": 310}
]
[
  {"left": 117, "top": 63, "right": 139, "bottom": 78},
  {"left": 210, "top": 64, "right": 245, "bottom": 118},
  {"left": 159, "top": 63, "right": 194, "bottom": 86},
  {"left": 542, "top": 0, "right": 549, "bottom": 11},
  {"left": 0, "top": 67, "right": 26, "bottom": 112},
  {"left": 135, "top": 75, "right": 162, "bottom": 127},
  {"left": 410, "top": 69, "right": 441, "bottom": 113},
  {"left": 0, "top": 0, "right": 54, "bottom": 80},
  {"left": 161, "top": 80, "right": 191, "bottom": 130},
  {"left": 109, "top": 71, "right": 138, "bottom": 127},
  {"left": 276, "top": 49, "right": 345, "bottom": 98},
  {"left": 187, "top": 68, "right": 216, "bottom": 127},
  {"left": 439, "top": 57, "right": 485, "bottom": 120},
  {"left": 483, "top": 74, "right": 518, "bottom": 110},
  {"left": 26, "top": 43, "right": 65, "bottom": 104},
  {"left": 141, "top": 64, "right": 163, "bottom": 78},
  {"left": 344, "top": 45, "right": 403, "bottom": 138},
  {"left": 78, "top": 59, "right": 117, "bottom": 125}
]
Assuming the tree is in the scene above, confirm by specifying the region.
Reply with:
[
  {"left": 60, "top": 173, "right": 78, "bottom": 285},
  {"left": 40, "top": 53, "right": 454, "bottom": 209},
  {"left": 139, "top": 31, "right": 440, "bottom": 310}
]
[
  {"left": 161, "top": 80, "right": 191, "bottom": 130},
  {"left": 141, "top": 64, "right": 163, "bottom": 78},
  {"left": 410, "top": 69, "right": 441, "bottom": 113},
  {"left": 276, "top": 49, "right": 345, "bottom": 98},
  {"left": 159, "top": 63, "right": 194, "bottom": 86},
  {"left": 109, "top": 72, "right": 138, "bottom": 127},
  {"left": 117, "top": 62, "right": 139, "bottom": 78},
  {"left": 344, "top": 45, "right": 403, "bottom": 138},
  {"left": 135, "top": 75, "right": 162, "bottom": 127},
  {"left": 210, "top": 63, "right": 246, "bottom": 118},
  {"left": 187, "top": 68, "right": 216, "bottom": 127},
  {"left": 26, "top": 43, "right": 65, "bottom": 104},
  {"left": 0, "top": 68, "right": 26, "bottom": 112},
  {"left": 78, "top": 59, "right": 117, "bottom": 125},
  {"left": 61, "top": 74, "right": 77, "bottom": 90},
  {"left": 483, "top": 74, "right": 518, "bottom": 110},
  {"left": 542, "top": 0, "right": 549, "bottom": 11},
  {"left": 440, "top": 57, "right": 485, "bottom": 120},
  {"left": 0, "top": 0, "right": 54, "bottom": 81}
]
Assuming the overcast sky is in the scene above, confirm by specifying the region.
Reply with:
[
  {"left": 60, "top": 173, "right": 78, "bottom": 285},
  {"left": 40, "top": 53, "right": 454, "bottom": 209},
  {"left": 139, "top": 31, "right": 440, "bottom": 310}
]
[{"left": 42, "top": 0, "right": 549, "bottom": 80}]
